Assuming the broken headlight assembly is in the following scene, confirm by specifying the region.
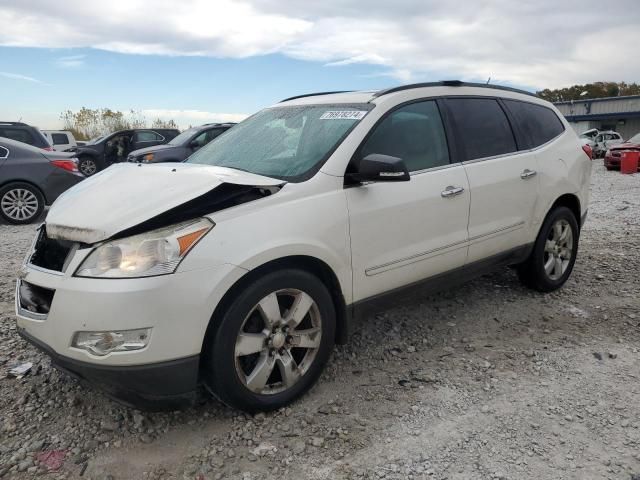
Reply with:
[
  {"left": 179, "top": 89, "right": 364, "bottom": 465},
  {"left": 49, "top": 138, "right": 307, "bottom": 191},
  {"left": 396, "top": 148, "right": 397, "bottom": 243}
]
[{"left": 75, "top": 218, "right": 214, "bottom": 278}]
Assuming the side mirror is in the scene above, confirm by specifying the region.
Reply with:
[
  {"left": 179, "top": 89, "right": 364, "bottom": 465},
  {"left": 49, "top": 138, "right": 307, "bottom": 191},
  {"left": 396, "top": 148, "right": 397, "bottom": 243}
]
[
  {"left": 351, "top": 154, "right": 410, "bottom": 183},
  {"left": 189, "top": 140, "right": 201, "bottom": 150}
]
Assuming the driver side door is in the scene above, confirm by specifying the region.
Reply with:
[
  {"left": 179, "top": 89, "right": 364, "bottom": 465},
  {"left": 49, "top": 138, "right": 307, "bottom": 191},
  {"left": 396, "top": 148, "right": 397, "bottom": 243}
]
[{"left": 346, "top": 99, "right": 470, "bottom": 303}]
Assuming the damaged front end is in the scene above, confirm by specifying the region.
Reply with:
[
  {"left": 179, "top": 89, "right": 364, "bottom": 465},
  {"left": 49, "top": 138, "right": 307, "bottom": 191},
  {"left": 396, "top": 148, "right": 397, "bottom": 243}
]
[{"left": 44, "top": 163, "right": 285, "bottom": 245}]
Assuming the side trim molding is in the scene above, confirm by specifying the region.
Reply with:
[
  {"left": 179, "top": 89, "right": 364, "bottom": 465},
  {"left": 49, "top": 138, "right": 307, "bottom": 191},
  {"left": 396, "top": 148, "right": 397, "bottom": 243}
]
[{"left": 351, "top": 243, "right": 533, "bottom": 322}]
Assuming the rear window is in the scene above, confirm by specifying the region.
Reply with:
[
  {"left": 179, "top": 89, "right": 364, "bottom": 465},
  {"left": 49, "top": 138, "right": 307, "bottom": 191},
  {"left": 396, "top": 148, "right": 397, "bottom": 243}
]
[
  {"left": 445, "top": 98, "right": 517, "bottom": 161},
  {"left": 51, "top": 133, "right": 69, "bottom": 145},
  {"left": 503, "top": 100, "right": 565, "bottom": 149}
]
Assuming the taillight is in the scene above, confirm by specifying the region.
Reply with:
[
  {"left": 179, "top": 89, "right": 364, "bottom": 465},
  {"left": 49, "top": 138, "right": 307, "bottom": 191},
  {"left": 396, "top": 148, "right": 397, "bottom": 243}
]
[
  {"left": 581, "top": 144, "right": 593, "bottom": 160},
  {"left": 50, "top": 159, "right": 79, "bottom": 173}
]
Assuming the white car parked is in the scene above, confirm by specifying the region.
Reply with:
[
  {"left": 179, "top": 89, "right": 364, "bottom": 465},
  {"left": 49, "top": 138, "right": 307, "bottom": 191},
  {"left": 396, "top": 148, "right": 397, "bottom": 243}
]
[
  {"left": 41, "top": 130, "right": 77, "bottom": 152},
  {"left": 16, "top": 82, "right": 592, "bottom": 411}
]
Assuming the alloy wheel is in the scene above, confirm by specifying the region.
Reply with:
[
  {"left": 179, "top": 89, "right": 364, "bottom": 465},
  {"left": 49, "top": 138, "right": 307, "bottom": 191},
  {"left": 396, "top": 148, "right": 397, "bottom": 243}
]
[
  {"left": 543, "top": 219, "right": 573, "bottom": 281},
  {"left": 79, "top": 159, "right": 97, "bottom": 176},
  {"left": 0, "top": 188, "right": 39, "bottom": 222},
  {"left": 234, "top": 288, "right": 322, "bottom": 395}
]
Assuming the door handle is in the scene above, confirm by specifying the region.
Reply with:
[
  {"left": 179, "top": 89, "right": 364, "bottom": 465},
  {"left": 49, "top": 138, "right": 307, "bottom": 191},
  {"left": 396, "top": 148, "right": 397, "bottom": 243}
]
[
  {"left": 441, "top": 186, "right": 465, "bottom": 198},
  {"left": 520, "top": 169, "right": 537, "bottom": 179}
]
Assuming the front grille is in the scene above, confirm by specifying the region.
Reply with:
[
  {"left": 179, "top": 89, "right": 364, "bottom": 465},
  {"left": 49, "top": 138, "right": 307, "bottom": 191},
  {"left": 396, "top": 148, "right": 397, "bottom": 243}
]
[
  {"left": 19, "top": 281, "right": 55, "bottom": 315},
  {"left": 29, "top": 228, "right": 75, "bottom": 272}
]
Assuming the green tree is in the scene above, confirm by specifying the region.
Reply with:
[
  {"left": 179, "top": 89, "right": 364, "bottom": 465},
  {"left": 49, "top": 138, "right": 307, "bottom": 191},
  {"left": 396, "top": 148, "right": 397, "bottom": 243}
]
[
  {"left": 537, "top": 82, "right": 640, "bottom": 102},
  {"left": 59, "top": 108, "right": 179, "bottom": 139}
]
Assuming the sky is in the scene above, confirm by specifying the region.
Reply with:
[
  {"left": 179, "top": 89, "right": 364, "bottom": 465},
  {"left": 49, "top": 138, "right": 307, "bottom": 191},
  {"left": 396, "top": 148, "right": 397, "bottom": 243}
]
[{"left": 1, "top": 0, "right": 639, "bottom": 129}]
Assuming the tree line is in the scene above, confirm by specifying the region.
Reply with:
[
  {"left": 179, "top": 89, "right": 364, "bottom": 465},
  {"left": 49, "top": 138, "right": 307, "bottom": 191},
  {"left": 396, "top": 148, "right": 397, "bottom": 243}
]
[
  {"left": 60, "top": 108, "right": 179, "bottom": 140},
  {"left": 537, "top": 82, "right": 640, "bottom": 102}
]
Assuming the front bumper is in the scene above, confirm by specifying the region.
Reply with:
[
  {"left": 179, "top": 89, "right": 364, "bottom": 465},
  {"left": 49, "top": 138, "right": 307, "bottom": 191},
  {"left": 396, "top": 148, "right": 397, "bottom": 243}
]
[
  {"left": 19, "top": 328, "right": 199, "bottom": 410},
  {"left": 15, "top": 254, "right": 247, "bottom": 409}
]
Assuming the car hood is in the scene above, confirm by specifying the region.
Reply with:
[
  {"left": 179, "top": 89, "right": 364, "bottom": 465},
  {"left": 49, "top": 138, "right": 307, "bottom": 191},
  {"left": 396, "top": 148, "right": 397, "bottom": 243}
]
[
  {"left": 129, "top": 144, "right": 176, "bottom": 157},
  {"left": 45, "top": 162, "right": 284, "bottom": 244}
]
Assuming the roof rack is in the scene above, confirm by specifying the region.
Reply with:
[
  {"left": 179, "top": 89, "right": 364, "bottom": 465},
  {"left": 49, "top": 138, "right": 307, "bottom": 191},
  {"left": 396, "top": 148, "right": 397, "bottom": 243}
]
[
  {"left": 372, "top": 81, "right": 538, "bottom": 99},
  {"left": 279, "top": 91, "right": 353, "bottom": 103},
  {"left": 0, "top": 121, "right": 28, "bottom": 126}
]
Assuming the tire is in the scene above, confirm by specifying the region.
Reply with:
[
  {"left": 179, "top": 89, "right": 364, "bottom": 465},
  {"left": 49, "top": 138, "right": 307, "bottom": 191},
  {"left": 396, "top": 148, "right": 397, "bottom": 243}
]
[
  {"left": 0, "top": 182, "right": 45, "bottom": 225},
  {"left": 605, "top": 166, "right": 615, "bottom": 171},
  {"left": 204, "top": 269, "right": 336, "bottom": 412},
  {"left": 517, "top": 206, "right": 579, "bottom": 292},
  {"left": 78, "top": 156, "right": 101, "bottom": 176}
]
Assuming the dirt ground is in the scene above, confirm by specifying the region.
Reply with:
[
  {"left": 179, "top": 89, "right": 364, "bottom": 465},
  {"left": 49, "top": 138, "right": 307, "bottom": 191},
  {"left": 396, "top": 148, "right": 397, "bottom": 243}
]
[{"left": 1, "top": 159, "right": 639, "bottom": 480}]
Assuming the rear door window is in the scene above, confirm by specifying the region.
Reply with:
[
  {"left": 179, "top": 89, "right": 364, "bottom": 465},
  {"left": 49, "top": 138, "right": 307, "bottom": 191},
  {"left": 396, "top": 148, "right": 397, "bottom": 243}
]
[
  {"left": 135, "top": 131, "right": 164, "bottom": 142},
  {"left": 445, "top": 98, "right": 517, "bottom": 161},
  {"left": 0, "top": 128, "right": 34, "bottom": 145},
  {"left": 504, "top": 100, "right": 565, "bottom": 149}
]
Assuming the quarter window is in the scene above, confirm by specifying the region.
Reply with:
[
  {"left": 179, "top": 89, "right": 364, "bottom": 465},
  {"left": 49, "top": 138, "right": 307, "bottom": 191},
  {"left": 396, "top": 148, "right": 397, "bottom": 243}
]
[
  {"left": 503, "top": 100, "right": 565, "bottom": 149},
  {"left": 360, "top": 100, "right": 450, "bottom": 172},
  {"left": 0, "top": 146, "right": 8, "bottom": 159},
  {"left": 445, "top": 98, "right": 517, "bottom": 161}
]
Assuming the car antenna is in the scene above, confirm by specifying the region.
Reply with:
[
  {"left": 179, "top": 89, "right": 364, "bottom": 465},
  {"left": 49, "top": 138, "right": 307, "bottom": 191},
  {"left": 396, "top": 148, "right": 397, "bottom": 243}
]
[{"left": 486, "top": 77, "right": 491, "bottom": 85}]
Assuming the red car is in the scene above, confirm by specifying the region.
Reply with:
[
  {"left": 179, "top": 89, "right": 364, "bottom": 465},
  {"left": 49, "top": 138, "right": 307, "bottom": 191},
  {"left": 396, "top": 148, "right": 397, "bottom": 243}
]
[{"left": 604, "top": 132, "right": 640, "bottom": 171}]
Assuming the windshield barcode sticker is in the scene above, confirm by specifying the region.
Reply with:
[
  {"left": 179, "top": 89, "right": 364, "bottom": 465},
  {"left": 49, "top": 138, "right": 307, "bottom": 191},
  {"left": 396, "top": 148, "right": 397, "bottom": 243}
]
[{"left": 320, "top": 111, "right": 367, "bottom": 120}]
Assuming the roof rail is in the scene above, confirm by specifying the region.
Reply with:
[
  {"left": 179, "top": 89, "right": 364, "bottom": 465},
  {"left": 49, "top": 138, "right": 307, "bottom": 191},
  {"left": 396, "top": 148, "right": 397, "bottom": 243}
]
[
  {"left": 279, "top": 91, "right": 353, "bottom": 103},
  {"left": 372, "top": 81, "right": 538, "bottom": 99},
  {"left": 0, "top": 121, "right": 28, "bottom": 126}
]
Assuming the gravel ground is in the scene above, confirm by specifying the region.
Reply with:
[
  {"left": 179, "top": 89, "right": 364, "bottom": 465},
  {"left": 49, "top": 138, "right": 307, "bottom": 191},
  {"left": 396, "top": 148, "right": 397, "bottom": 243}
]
[{"left": 1, "top": 160, "right": 639, "bottom": 480}]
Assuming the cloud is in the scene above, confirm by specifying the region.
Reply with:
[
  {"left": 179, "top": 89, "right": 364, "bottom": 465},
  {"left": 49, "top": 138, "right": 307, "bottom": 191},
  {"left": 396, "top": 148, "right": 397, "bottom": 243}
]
[
  {"left": 0, "top": 71, "right": 48, "bottom": 84},
  {"left": 0, "top": 0, "right": 639, "bottom": 89},
  {"left": 142, "top": 109, "right": 248, "bottom": 129},
  {"left": 55, "top": 54, "right": 85, "bottom": 68}
]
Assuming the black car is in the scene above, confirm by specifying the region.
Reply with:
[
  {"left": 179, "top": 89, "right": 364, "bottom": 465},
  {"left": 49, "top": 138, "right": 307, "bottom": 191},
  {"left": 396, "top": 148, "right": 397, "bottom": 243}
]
[
  {"left": 127, "top": 123, "right": 235, "bottom": 164},
  {"left": 0, "top": 138, "right": 84, "bottom": 224},
  {"left": 74, "top": 128, "right": 180, "bottom": 176},
  {"left": 0, "top": 122, "right": 52, "bottom": 150}
]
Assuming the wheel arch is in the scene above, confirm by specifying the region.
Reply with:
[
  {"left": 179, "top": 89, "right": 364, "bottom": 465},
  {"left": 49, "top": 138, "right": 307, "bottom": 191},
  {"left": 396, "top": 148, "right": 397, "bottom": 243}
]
[
  {"left": 202, "top": 255, "right": 350, "bottom": 363},
  {"left": 549, "top": 193, "right": 581, "bottom": 229}
]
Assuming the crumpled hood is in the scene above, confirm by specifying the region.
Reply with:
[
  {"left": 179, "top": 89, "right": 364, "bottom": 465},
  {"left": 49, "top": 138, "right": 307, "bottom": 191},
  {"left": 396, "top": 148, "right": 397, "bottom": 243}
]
[{"left": 46, "top": 163, "right": 283, "bottom": 244}]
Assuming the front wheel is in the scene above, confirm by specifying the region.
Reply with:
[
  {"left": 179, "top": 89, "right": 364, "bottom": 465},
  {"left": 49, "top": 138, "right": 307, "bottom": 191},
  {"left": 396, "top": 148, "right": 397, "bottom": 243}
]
[
  {"left": 517, "top": 206, "right": 579, "bottom": 292},
  {"left": 204, "top": 269, "right": 336, "bottom": 412}
]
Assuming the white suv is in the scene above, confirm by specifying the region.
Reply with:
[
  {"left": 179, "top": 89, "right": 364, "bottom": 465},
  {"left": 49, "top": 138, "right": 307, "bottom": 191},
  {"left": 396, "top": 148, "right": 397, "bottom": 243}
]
[{"left": 15, "top": 82, "right": 592, "bottom": 411}]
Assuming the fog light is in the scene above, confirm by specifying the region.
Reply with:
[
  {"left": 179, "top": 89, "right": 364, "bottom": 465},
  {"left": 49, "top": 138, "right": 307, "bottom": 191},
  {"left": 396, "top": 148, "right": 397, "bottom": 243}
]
[{"left": 72, "top": 328, "right": 151, "bottom": 356}]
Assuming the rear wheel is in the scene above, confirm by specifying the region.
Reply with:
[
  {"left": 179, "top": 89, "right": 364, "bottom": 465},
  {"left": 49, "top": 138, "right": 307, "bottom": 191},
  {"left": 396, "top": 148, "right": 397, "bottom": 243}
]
[
  {"left": 0, "top": 182, "right": 44, "bottom": 224},
  {"left": 78, "top": 156, "right": 99, "bottom": 176},
  {"left": 517, "top": 206, "right": 579, "bottom": 292},
  {"left": 204, "top": 269, "right": 336, "bottom": 412}
]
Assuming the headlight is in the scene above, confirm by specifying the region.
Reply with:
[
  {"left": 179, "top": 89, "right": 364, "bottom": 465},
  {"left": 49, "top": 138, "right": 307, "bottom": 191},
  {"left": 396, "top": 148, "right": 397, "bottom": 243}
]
[
  {"left": 75, "top": 218, "right": 214, "bottom": 278},
  {"left": 142, "top": 153, "right": 155, "bottom": 163}
]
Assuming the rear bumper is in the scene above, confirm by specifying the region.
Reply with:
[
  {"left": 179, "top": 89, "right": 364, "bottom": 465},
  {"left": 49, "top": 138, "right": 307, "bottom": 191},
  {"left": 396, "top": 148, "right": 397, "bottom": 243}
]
[
  {"left": 604, "top": 155, "right": 620, "bottom": 168},
  {"left": 18, "top": 327, "right": 199, "bottom": 410}
]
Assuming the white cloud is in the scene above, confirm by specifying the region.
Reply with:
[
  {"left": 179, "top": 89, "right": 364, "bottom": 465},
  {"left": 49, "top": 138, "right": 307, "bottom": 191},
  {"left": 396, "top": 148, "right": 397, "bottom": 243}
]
[
  {"left": 142, "top": 109, "right": 248, "bottom": 129},
  {"left": 0, "top": 71, "right": 48, "bottom": 84},
  {"left": 0, "top": 0, "right": 639, "bottom": 89},
  {"left": 55, "top": 54, "right": 85, "bottom": 68}
]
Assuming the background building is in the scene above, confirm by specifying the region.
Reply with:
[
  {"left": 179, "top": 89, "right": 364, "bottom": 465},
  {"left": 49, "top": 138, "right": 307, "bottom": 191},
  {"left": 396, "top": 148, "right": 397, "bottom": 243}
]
[{"left": 554, "top": 95, "right": 640, "bottom": 139}]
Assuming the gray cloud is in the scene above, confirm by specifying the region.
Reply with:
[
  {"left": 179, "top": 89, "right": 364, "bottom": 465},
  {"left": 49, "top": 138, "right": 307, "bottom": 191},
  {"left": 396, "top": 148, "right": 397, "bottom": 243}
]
[{"left": 0, "top": 0, "right": 638, "bottom": 88}]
